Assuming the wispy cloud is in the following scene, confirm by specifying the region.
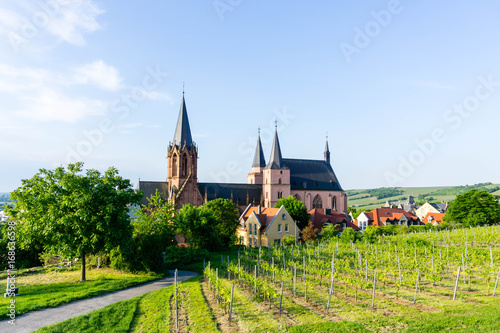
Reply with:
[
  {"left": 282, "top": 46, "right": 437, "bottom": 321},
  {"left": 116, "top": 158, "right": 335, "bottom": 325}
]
[
  {"left": 0, "top": 61, "right": 172, "bottom": 123},
  {"left": 0, "top": 62, "right": 114, "bottom": 122},
  {"left": 412, "top": 80, "right": 458, "bottom": 90},
  {"left": 120, "top": 122, "right": 143, "bottom": 129},
  {"left": 0, "top": 0, "right": 104, "bottom": 51},
  {"left": 72, "top": 61, "right": 123, "bottom": 91},
  {"left": 14, "top": 87, "right": 107, "bottom": 122}
]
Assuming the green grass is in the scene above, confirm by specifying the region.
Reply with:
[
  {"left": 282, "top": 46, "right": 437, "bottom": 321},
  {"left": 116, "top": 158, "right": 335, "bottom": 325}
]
[
  {"left": 38, "top": 296, "right": 141, "bottom": 333},
  {"left": 0, "top": 267, "right": 162, "bottom": 320},
  {"left": 179, "top": 276, "right": 219, "bottom": 332},
  {"left": 38, "top": 284, "right": 176, "bottom": 333}
]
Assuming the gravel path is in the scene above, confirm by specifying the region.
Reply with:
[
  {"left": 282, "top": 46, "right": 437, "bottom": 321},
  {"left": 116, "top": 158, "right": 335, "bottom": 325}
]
[{"left": 0, "top": 270, "right": 198, "bottom": 333}]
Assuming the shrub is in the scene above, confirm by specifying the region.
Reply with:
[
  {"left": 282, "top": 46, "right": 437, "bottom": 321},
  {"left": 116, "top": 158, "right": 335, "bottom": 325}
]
[
  {"left": 340, "top": 227, "right": 361, "bottom": 243},
  {"left": 282, "top": 235, "right": 296, "bottom": 246}
]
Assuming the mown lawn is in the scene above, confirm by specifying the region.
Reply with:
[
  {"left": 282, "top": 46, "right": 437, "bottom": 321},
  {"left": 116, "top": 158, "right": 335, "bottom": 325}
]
[{"left": 0, "top": 267, "right": 163, "bottom": 320}]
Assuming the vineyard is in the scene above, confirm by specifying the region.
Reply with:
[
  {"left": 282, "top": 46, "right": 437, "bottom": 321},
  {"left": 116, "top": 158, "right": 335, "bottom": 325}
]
[
  {"left": 196, "top": 226, "right": 500, "bottom": 332},
  {"left": 39, "top": 226, "right": 500, "bottom": 332}
]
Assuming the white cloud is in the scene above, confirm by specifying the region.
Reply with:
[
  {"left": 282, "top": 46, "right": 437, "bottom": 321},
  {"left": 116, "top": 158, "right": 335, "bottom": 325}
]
[
  {"left": 45, "top": 0, "right": 104, "bottom": 46},
  {"left": 412, "top": 80, "right": 457, "bottom": 90},
  {"left": 0, "top": 0, "right": 104, "bottom": 50},
  {"left": 142, "top": 91, "right": 175, "bottom": 103},
  {"left": 0, "top": 61, "right": 119, "bottom": 122},
  {"left": 15, "top": 87, "right": 106, "bottom": 122},
  {"left": 120, "top": 123, "right": 143, "bottom": 129},
  {"left": 72, "top": 61, "right": 123, "bottom": 91}
]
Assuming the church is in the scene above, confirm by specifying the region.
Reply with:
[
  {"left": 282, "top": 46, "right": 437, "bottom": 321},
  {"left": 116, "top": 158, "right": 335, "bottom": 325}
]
[{"left": 138, "top": 95, "right": 348, "bottom": 215}]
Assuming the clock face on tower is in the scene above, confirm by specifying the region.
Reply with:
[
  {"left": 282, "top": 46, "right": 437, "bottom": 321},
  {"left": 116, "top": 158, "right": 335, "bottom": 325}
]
[{"left": 282, "top": 214, "right": 287, "bottom": 220}]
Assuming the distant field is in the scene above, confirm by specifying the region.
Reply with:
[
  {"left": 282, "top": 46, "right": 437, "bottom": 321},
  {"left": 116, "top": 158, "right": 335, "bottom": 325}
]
[{"left": 346, "top": 183, "right": 500, "bottom": 211}]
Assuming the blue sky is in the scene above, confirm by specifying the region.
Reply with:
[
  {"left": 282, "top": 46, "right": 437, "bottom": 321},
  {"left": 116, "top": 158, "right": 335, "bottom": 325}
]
[{"left": 1, "top": 0, "right": 500, "bottom": 192}]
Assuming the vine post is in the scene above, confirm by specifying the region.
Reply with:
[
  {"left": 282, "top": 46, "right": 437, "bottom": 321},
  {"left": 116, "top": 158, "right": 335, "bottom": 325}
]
[
  {"left": 453, "top": 266, "right": 461, "bottom": 300},
  {"left": 413, "top": 270, "right": 420, "bottom": 305},
  {"left": 229, "top": 283, "right": 234, "bottom": 323}
]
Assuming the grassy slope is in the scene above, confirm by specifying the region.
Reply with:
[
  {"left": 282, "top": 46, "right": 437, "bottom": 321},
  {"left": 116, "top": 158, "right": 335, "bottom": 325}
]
[
  {"left": 0, "top": 267, "right": 161, "bottom": 320},
  {"left": 347, "top": 184, "right": 500, "bottom": 211},
  {"left": 39, "top": 276, "right": 500, "bottom": 333}
]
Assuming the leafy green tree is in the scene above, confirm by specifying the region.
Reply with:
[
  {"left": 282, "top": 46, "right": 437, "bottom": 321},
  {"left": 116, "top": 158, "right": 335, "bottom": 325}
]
[
  {"left": 281, "top": 235, "right": 295, "bottom": 246},
  {"left": 274, "top": 196, "right": 310, "bottom": 230},
  {"left": 443, "top": 189, "right": 500, "bottom": 227},
  {"left": 175, "top": 204, "right": 220, "bottom": 251},
  {"left": 348, "top": 206, "right": 365, "bottom": 220},
  {"left": 201, "top": 199, "right": 239, "bottom": 247},
  {"left": 7, "top": 163, "right": 141, "bottom": 281},
  {"left": 363, "top": 226, "right": 379, "bottom": 243},
  {"left": 320, "top": 223, "right": 340, "bottom": 240},
  {"left": 339, "top": 227, "right": 361, "bottom": 243},
  {"left": 132, "top": 190, "right": 177, "bottom": 272}
]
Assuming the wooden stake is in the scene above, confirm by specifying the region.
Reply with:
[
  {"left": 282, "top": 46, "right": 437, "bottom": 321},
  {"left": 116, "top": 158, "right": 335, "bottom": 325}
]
[
  {"left": 453, "top": 266, "right": 461, "bottom": 300},
  {"left": 413, "top": 270, "right": 420, "bottom": 304},
  {"left": 372, "top": 270, "right": 377, "bottom": 309},
  {"left": 229, "top": 283, "right": 234, "bottom": 323},
  {"left": 493, "top": 267, "right": 500, "bottom": 296},
  {"left": 279, "top": 282, "right": 284, "bottom": 319}
]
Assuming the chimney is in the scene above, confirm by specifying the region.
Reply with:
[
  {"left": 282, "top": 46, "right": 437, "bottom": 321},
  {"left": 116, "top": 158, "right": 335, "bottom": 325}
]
[{"left": 257, "top": 205, "right": 261, "bottom": 214}]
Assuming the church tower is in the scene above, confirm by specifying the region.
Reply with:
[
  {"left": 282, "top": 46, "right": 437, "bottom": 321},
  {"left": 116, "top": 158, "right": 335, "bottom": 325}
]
[
  {"left": 166, "top": 94, "right": 202, "bottom": 205},
  {"left": 324, "top": 136, "right": 331, "bottom": 165},
  {"left": 262, "top": 126, "right": 290, "bottom": 207},
  {"left": 247, "top": 129, "right": 266, "bottom": 185}
]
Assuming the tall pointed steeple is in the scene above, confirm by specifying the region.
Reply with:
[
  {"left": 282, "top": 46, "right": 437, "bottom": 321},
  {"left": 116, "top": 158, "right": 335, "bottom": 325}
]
[
  {"left": 265, "top": 123, "right": 284, "bottom": 169},
  {"left": 252, "top": 128, "right": 266, "bottom": 168},
  {"left": 172, "top": 94, "right": 193, "bottom": 148},
  {"left": 324, "top": 135, "right": 331, "bottom": 165}
]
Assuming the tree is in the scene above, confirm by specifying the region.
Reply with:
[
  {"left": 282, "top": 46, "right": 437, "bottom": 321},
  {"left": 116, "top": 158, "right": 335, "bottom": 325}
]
[
  {"left": 321, "top": 223, "right": 340, "bottom": 240},
  {"left": 175, "top": 204, "right": 220, "bottom": 251},
  {"left": 443, "top": 189, "right": 500, "bottom": 227},
  {"left": 274, "top": 196, "right": 311, "bottom": 230},
  {"left": 348, "top": 206, "right": 365, "bottom": 220},
  {"left": 281, "top": 235, "right": 295, "bottom": 246},
  {"left": 339, "top": 227, "right": 362, "bottom": 243},
  {"left": 7, "top": 163, "right": 141, "bottom": 281},
  {"left": 301, "top": 221, "right": 319, "bottom": 242},
  {"left": 201, "top": 199, "right": 239, "bottom": 247},
  {"left": 132, "top": 190, "right": 177, "bottom": 272}
]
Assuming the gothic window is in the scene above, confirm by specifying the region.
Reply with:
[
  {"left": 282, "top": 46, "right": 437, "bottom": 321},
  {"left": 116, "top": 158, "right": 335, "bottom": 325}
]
[
  {"left": 278, "top": 191, "right": 283, "bottom": 199},
  {"left": 332, "top": 196, "right": 337, "bottom": 211},
  {"left": 182, "top": 155, "right": 188, "bottom": 177},
  {"left": 294, "top": 194, "right": 301, "bottom": 201},
  {"left": 279, "top": 178, "right": 282, "bottom": 184},
  {"left": 172, "top": 154, "right": 177, "bottom": 177},
  {"left": 313, "top": 194, "right": 323, "bottom": 209}
]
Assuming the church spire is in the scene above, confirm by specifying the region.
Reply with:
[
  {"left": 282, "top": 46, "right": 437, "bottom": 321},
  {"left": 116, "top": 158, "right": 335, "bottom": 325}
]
[
  {"left": 265, "top": 122, "right": 284, "bottom": 169},
  {"left": 324, "top": 135, "right": 331, "bottom": 165},
  {"left": 252, "top": 128, "right": 266, "bottom": 168},
  {"left": 172, "top": 94, "right": 193, "bottom": 148}
]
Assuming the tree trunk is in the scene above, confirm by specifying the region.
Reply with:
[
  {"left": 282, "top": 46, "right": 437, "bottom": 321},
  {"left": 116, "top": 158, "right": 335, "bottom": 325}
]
[{"left": 81, "top": 252, "right": 86, "bottom": 282}]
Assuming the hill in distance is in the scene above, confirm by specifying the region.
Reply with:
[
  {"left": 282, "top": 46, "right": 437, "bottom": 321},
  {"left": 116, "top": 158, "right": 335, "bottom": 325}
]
[{"left": 346, "top": 182, "right": 500, "bottom": 211}]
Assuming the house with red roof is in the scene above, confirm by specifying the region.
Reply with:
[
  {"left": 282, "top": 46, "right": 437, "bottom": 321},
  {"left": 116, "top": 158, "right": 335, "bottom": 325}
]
[
  {"left": 237, "top": 205, "right": 298, "bottom": 247},
  {"left": 422, "top": 212, "right": 445, "bottom": 226},
  {"left": 356, "top": 208, "right": 421, "bottom": 231},
  {"left": 309, "top": 208, "right": 360, "bottom": 232}
]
